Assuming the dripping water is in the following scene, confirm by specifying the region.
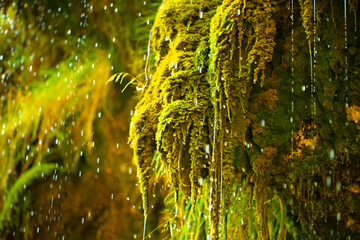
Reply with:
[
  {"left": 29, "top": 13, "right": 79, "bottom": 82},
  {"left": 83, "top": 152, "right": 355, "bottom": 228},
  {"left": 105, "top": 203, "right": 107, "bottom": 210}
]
[
  {"left": 142, "top": 215, "right": 147, "bottom": 240},
  {"left": 344, "top": 0, "right": 349, "bottom": 164},
  {"left": 220, "top": 137, "right": 223, "bottom": 205},
  {"left": 310, "top": 0, "right": 317, "bottom": 150},
  {"left": 338, "top": 3, "right": 349, "bottom": 236},
  {"left": 208, "top": 106, "right": 217, "bottom": 240},
  {"left": 220, "top": 130, "right": 224, "bottom": 238},
  {"left": 313, "top": 0, "right": 317, "bottom": 118},
  {"left": 174, "top": 190, "right": 178, "bottom": 217},
  {"left": 291, "top": 0, "right": 294, "bottom": 161}
]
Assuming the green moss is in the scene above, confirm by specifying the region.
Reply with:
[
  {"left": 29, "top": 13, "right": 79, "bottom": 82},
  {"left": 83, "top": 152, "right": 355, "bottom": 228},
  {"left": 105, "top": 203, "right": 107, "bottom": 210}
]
[{"left": 129, "top": 0, "right": 360, "bottom": 238}]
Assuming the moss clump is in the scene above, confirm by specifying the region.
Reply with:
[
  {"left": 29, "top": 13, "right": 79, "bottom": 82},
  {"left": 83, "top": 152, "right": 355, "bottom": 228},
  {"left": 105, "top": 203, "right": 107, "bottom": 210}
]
[
  {"left": 129, "top": 0, "right": 219, "bottom": 217},
  {"left": 129, "top": 0, "right": 360, "bottom": 238}
]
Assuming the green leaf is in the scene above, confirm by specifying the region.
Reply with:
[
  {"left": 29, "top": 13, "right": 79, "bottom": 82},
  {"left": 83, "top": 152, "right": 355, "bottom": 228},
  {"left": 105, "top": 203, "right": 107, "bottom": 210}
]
[{"left": 0, "top": 163, "right": 58, "bottom": 229}]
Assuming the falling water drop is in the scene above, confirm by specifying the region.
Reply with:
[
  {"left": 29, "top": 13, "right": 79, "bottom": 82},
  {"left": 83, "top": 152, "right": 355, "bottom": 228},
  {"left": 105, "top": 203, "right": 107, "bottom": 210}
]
[
  {"left": 329, "top": 149, "right": 335, "bottom": 159},
  {"left": 336, "top": 212, "right": 341, "bottom": 221},
  {"left": 174, "top": 191, "right": 178, "bottom": 217},
  {"left": 205, "top": 144, "right": 210, "bottom": 154},
  {"left": 326, "top": 176, "right": 331, "bottom": 187}
]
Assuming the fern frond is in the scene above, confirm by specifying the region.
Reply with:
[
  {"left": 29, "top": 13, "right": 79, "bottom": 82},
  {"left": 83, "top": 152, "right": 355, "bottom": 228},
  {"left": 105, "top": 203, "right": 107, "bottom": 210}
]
[
  {"left": 0, "top": 163, "right": 58, "bottom": 229},
  {"left": 106, "top": 72, "right": 144, "bottom": 92}
]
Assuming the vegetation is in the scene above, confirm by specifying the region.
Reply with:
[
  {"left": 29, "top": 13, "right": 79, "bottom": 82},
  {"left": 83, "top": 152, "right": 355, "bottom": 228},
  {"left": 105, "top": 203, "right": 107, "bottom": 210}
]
[
  {"left": 129, "top": 0, "right": 360, "bottom": 239},
  {"left": 0, "top": 0, "right": 359, "bottom": 239},
  {"left": 0, "top": 0, "right": 164, "bottom": 239}
]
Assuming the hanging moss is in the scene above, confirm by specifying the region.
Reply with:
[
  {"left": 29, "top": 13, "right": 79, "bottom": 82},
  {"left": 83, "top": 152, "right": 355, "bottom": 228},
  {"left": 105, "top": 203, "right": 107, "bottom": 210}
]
[
  {"left": 129, "top": 0, "right": 219, "bottom": 217},
  {"left": 129, "top": 0, "right": 360, "bottom": 238}
]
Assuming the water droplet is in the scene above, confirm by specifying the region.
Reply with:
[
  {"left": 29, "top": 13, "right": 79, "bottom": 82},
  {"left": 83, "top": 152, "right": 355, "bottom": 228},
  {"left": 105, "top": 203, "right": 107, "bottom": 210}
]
[
  {"left": 329, "top": 149, "right": 335, "bottom": 159},
  {"left": 326, "top": 176, "right": 331, "bottom": 187},
  {"left": 205, "top": 144, "right": 210, "bottom": 154}
]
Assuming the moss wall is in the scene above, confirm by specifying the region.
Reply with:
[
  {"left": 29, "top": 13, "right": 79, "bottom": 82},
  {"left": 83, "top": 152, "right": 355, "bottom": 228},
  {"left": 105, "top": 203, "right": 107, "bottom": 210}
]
[{"left": 130, "top": 0, "right": 360, "bottom": 239}]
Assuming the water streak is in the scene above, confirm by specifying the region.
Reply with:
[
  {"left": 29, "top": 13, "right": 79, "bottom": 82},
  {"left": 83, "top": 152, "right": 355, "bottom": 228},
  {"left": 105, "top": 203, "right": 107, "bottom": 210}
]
[
  {"left": 311, "top": 0, "right": 316, "bottom": 120},
  {"left": 208, "top": 105, "right": 217, "bottom": 240},
  {"left": 142, "top": 215, "right": 147, "bottom": 240},
  {"left": 291, "top": 0, "right": 294, "bottom": 160},
  {"left": 309, "top": 0, "right": 317, "bottom": 152},
  {"left": 344, "top": 0, "right": 349, "bottom": 165},
  {"left": 174, "top": 191, "right": 178, "bottom": 217}
]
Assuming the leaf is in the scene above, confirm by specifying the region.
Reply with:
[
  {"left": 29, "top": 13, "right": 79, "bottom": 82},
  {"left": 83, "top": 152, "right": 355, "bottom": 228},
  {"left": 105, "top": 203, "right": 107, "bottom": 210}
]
[
  {"left": 0, "top": 163, "right": 59, "bottom": 229},
  {"left": 106, "top": 72, "right": 144, "bottom": 92}
]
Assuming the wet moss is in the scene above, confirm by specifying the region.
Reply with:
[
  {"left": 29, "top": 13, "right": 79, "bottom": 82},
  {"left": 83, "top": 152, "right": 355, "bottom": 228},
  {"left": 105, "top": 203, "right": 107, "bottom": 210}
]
[{"left": 129, "top": 0, "right": 360, "bottom": 238}]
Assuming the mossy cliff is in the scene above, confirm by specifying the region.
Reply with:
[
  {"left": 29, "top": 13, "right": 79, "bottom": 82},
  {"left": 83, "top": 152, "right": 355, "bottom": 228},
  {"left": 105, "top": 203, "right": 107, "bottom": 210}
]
[{"left": 129, "top": 0, "right": 360, "bottom": 238}]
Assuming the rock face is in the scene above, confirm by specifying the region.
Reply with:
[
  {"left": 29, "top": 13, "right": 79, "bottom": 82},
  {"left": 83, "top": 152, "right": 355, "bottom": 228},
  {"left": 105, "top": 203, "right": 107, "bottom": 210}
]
[{"left": 130, "top": 0, "right": 360, "bottom": 238}]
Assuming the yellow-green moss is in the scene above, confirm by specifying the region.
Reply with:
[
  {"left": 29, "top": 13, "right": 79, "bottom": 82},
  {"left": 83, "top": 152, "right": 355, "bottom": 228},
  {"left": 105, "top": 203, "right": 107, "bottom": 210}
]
[
  {"left": 129, "top": 0, "right": 360, "bottom": 238},
  {"left": 129, "top": 0, "right": 279, "bottom": 235},
  {"left": 298, "top": 0, "right": 313, "bottom": 43}
]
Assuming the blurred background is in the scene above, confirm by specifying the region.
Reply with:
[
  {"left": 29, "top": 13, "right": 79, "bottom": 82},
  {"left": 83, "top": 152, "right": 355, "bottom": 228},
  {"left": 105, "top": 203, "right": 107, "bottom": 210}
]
[{"left": 0, "top": 0, "right": 168, "bottom": 239}]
